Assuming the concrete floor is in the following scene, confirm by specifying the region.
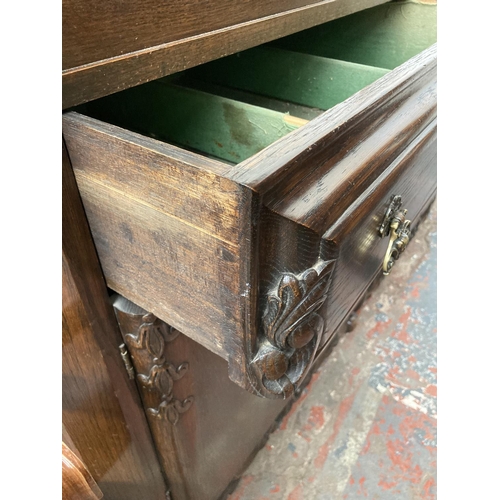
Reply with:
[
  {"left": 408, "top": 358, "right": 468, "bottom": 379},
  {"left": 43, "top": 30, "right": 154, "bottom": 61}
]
[{"left": 228, "top": 201, "right": 437, "bottom": 500}]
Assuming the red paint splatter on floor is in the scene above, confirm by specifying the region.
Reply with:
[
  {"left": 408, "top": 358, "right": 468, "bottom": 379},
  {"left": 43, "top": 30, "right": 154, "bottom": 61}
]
[
  {"left": 349, "top": 476, "right": 355, "bottom": 485},
  {"left": 361, "top": 435, "right": 372, "bottom": 454},
  {"left": 309, "top": 406, "right": 325, "bottom": 429},
  {"left": 398, "top": 409, "right": 436, "bottom": 446},
  {"left": 408, "top": 282, "right": 421, "bottom": 299},
  {"left": 378, "top": 479, "right": 398, "bottom": 490},
  {"left": 228, "top": 475, "right": 255, "bottom": 500},
  {"left": 358, "top": 476, "right": 368, "bottom": 497},
  {"left": 280, "top": 390, "right": 309, "bottom": 431},
  {"left": 314, "top": 388, "right": 358, "bottom": 469},
  {"left": 270, "top": 485, "right": 280, "bottom": 493},
  {"left": 287, "top": 483, "right": 303, "bottom": 500},
  {"left": 423, "top": 477, "right": 436, "bottom": 499},
  {"left": 425, "top": 384, "right": 437, "bottom": 396},
  {"left": 394, "top": 308, "right": 412, "bottom": 343},
  {"left": 405, "top": 368, "right": 423, "bottom": 382},
  {"left": 386, "top": 438, "right": 413, "bottom": 473},
  {"left": 301, "top": 406, "right": 326, "bottom": 434},
  {"left": 277, "top": 374, "right": 322, "bottom": 434},
  {"left": 429, "top": 367, "right": 437, "bottom": 374},
  {"left": 366, "top": 318, "right": 392, "bottom": 340},
  {"left": 297, "top": 431, "right": 312, "bottom": 443}
]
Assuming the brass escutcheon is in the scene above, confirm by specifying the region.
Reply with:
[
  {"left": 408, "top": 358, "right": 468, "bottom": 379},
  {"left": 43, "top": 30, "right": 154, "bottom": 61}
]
[{"left": 379, "top": 195, "right": 412, "bottom": 275}]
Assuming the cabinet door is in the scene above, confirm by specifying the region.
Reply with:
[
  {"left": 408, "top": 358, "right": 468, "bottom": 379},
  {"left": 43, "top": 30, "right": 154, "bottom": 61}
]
[{"left": 62, "top": 141, "right": 168, "bottom": 500}]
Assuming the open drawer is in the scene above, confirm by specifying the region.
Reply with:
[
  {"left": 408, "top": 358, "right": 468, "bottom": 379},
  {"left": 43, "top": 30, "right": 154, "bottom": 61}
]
[{"left": 63, "top": 1, "right": 437, "bottom": 399}]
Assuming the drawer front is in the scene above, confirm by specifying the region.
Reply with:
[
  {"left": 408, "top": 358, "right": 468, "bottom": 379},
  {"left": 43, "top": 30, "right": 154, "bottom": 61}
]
[
  {"left": 64, "top": 6, "right": 436, "bottom": 398},
  {"left": 249, "top": 119, "right": 436, "bottom": 399},
  {"left": 322, "top": 121, "right": 436, "bottom": 347}
]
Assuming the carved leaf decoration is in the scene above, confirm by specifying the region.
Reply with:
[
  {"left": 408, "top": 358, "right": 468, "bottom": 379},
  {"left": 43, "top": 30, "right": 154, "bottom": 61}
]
[
  {"left": 148, "top": 397, "right": 194, "bottom": 425},
  {"left": 161, "top": 324, "right": 180, "bottom": 342},
  {"left": 287, "top": 328, "right": 320, "bottom": 385},
  {"left": 123, "top": 312, "right": 194, "bottom": 424},
  {"left": 136, "top": 363, "right": 188, "bottom": 398},
  {"left": 124, "top": 327, "right": 147, "bottom": 350},
  {"left": 137, "top": 372, "right": 152, "bottom": 389},
  {"left": 253, "top": 259, "right": 336, "bottom": 398},
  {"left": 166, "top": 361, "right": 189, "bottom": 381},
  {"left": 167, "top": 405, "right": 180, "bottom": 426},
  {"left": 263, "top": 260, "right": 335, "bottom": 350},
  {"left": 263, "top": 274, "right": 302, "bottom": 343},
  {"left": 155, "top": 368, "right": 174, "bottom": 400},
  {"left": 145, "top": 325, "right": 165, "bottom": 362},
  {"left": 174, "top": 397, "right": 194, "bottom": 414},
  {"left": 262, "top": 374, "right": 294, "bottom": 399}
]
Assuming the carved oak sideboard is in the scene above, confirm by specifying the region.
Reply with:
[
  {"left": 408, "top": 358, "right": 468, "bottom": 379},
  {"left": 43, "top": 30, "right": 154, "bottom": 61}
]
[{"left": 62, "top": 1, "right": 437, "bottom": 499}]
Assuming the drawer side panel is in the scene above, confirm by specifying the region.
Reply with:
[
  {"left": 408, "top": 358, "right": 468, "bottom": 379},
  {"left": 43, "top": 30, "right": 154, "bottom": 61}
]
[{"left": 64, "top": 114, "right": 255, "bottom": 362}]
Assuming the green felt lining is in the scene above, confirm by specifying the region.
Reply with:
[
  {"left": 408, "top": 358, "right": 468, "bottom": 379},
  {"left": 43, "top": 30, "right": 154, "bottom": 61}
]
[
  {"left": 185, "top": 47, "right": 389, "bottom": 111},
  {"left": 78, "top": 1, "right": 436, "bottom": 163},
  {"left": 82, "top": 81, "right": 303, "bottom": 164},
  {"left": 271, "top": 1, "right": 437, "bottom": 70}
]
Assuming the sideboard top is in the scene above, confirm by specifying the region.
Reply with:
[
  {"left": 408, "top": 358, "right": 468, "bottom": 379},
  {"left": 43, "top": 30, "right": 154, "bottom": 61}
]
[{"left": 62, "top": 0, "right": 389, "bottom": 109}]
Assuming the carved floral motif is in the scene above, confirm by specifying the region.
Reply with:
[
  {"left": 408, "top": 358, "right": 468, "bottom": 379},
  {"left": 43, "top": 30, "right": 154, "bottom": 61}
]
[
  {"left": 252, "top": 259, "right": 336, "bottom": 398},
  {"left": 125, "top": 313, "right": 193, "bottom": 425}
]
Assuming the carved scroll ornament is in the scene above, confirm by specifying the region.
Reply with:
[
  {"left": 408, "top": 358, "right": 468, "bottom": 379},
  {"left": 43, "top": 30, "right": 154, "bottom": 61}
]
[
  {"left": 251, "top": 259, "right": 336, "bottom": 399},
  {"left": 124, "top": 313, "right": 193, "bottom": 425}
]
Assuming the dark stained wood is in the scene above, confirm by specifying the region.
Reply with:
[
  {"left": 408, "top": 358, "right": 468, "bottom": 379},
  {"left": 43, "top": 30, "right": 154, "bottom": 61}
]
[
  {"left": 77, "top": 81, "right": 305, "bottom": 165},
  {"left": 62, "top": 142, "right": 168, "bottom": 499},
  {"left": 112, "top": 295, "right": 288, "bottom": 500},
  {"left": 243, "top": 47, "right": 436, "bottom": 398},
  {"left": 62, "top": 442, "right": 103, "bottom": 500},
  {"left": 321, "top": 122, "right": 436, "bottom": 344},
  {"left": 63, "top": 42, "right": 436, "bottom": 398},
  {"left": 228, "top": 45, "right": 437, "bottom": 196},
  {"left": 62, "top": 0, "right": 389, "bottom": 108},
  {"left": 63, "top": 0, "right": 322, "bottom": 69},
  {"left": 63, "top": 114, "right": 254, "bottom": 366}
]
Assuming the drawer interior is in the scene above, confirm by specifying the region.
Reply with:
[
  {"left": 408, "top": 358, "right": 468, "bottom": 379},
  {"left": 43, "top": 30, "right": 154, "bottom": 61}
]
[{"left": 76, "top": 1, "right": 436, "bottom": 165}]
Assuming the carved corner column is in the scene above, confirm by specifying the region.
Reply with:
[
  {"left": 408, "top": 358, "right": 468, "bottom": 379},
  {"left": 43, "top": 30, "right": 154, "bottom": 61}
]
[
  {"left": 112, "top": 295, "right": 194, "bottom": 425},
  {"left": 112, "top": 295, "right": 194, "bottom": 500}
]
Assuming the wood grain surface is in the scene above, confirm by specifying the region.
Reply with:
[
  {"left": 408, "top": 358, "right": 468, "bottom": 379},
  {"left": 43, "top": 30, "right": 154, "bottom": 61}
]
[
  {"left": 63, "top": 38, "right": 436, "bottom": 398},
  {"left": 228, "top": 45, "right": 437, "bottom": 194},
  {"left": 62, "top": 141, "right": 168, "bottom": 499},
  {"left": 63, "top": 114, "right": 254, "bottom": 366},
  {"left": 62, "top": 442, "right": 103, "bottom": 500},
  {"left": 112, "top": 295, "right": 288, "bottom": 500},
  {"left": 79, "top": 80, "right": 304, "bottom": 164},
  {"left": 238, "top": 46, "right": 436, "bottom": 397},
  {"left": 62, "top": 0, "right": 388, "bottom": 108}
]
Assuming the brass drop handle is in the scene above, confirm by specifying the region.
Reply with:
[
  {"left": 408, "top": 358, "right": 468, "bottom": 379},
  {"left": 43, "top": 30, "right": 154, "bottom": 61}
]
[{"left": 379, "top": 195, "right": 412, "bottom": 275}]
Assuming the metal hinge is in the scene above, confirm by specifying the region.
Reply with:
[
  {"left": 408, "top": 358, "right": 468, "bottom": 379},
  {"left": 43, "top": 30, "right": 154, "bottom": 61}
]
[{"left": 119, "top": 343, "right": 135, "bottom": 380}]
